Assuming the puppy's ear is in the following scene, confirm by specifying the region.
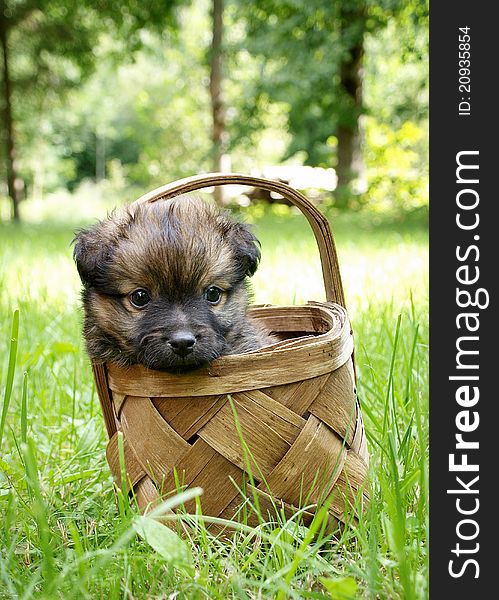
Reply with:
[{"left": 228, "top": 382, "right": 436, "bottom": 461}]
[
  {"left": 72, "top": 214, "right": 124, "bottom": 287},
  {"left": 229, "top": 223, "right": 261, "bottom": 278},
  {"left": 73, "top": 226, "right": 108, "bottom": 287}
]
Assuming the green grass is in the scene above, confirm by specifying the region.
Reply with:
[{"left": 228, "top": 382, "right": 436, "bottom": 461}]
[{"left": 0, "top": 204, "right": 428, "bottom": 599}]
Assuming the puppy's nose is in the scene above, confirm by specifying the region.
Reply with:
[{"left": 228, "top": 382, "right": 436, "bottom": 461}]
[{"left": 168, "top": 332, "right": 196, "bottom": 357}]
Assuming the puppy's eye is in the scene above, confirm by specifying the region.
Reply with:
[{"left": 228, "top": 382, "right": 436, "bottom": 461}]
[
  {"left": 205, "top": 286, "right": 223, "bottom": 305},
  {"left": 129, "top": 289, "right": 151, "bottom": 308}
]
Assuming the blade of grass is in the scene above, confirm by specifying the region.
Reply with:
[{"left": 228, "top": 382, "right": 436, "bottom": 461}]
[
  {"left": 382, "top": 313, "right": 401, "bottom": 440},
  {"left": 20, "top": 370, "right": 28, "bottom": 445},
  {"left": 0, "top": 309, "right": 19, "bottom": 451},
  {"left": 22, "top": 439, "right": 56, "bottom": 592}
]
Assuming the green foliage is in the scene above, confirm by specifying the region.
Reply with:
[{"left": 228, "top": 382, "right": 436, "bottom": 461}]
[
  {"left": 0, "top": 0, "right": 182, "bottom": 194},
  {"left": 320, "top": 576, "right": 358, "bottom": 600},
  {"left": 229, "top": 0, "right": 427, "bottom": 161},
  {"left": 131, "top": 489, "right": 203, "bottom": 577},
  {"left": 227, "top": 0, "right": 344, "bottom": 166},
  {"left": 362, "top": 117, "right": 428, "bottom": 213},
  {"left": 54, "top": 25, "right": 214, "bottom": 190},
  {"left": 224, "top": 0, "right": 428, "bottom": 210},
  {"left": 0, "top": 0, "right": 428, "bottom": 218}
]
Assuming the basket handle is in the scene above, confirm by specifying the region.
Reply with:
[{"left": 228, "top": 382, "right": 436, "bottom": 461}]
[{"left": 133, "top": 173, "right": 346, "bottom": 307}]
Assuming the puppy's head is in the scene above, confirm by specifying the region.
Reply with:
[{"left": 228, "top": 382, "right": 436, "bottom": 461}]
[{"left": 73, "top": 195, "right": 260, "bottom": 372}]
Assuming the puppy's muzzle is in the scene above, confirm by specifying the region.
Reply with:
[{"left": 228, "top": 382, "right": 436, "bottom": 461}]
[{"left": 168, "top": 331, "right": 196, "bottom": 358}]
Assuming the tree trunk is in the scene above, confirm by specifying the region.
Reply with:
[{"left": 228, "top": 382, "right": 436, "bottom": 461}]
[
  {"left": 336, "top": 5, "right": 366, "bottom": 206},
  {"left": 209, "top": 0, "right": 226, "bottom": 205},
  {"left": 0, "top": 17, "right": 21, "bottom": 221}
]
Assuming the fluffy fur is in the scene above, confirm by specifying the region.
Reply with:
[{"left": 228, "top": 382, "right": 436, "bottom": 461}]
[{"left": 73, "top": 195, "right": 275, "bottom": 372}]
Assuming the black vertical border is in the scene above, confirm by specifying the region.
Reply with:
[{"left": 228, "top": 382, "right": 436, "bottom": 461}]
[{"left": 430, "top": 3, "right": 497, "bottom": 597}]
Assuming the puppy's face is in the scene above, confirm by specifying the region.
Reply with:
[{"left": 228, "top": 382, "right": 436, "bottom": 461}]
[{"left": 73, "top": 195, "right": 260, "bottom": 372}]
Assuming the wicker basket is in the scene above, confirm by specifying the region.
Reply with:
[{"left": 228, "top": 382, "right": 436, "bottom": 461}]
[{"left": 93, "top": 173, "right": 369, "bottom": 530}]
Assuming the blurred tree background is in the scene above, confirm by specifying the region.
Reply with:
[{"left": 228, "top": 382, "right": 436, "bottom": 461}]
[{"left": 0, "top": 0, "right": 428, "bottom": 222}]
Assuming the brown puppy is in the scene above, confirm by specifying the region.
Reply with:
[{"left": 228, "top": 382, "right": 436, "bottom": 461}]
[{"left": 73, "top": 195, "right": 275, "bottom": 372}]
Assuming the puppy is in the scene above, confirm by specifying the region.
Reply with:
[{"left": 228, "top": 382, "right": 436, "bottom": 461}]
[{"left": 73, "top": 195, "right": 275, "bottom": 372}]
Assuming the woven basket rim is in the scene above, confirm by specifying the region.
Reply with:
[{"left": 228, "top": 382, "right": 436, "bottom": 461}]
[{"left": 103, "top": 302, "right": 354, "bottom": 397}]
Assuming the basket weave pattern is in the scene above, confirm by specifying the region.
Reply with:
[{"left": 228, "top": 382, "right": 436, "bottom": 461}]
[{"left": 93, "top": 174, "right": 369, "bottom": 528}]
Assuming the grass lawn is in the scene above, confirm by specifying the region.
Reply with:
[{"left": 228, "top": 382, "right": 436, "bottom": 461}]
[{"left": 0, "top": 199, "right": 428, "bottom": 599}]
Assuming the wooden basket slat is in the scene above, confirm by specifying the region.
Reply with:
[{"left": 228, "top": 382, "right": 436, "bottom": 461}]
[
  {"left": 329, "top": 451, "right": 370, "bottom": 521},
  {"left": 246, "top": 335, "right": 318, "bottom": 353},
  {"left": 197, "top": 391, "right": 304, "bottom": 478},
  {"left": 106, "top": 333, "right": 353, "bottom": 397},
  {"left": 106, "top": 432, "right": 147, "bottom": 491},
  {"left": 158, "top": 438, "right": 218, "bottom": 493},
  {"left": 149, "top": 396, "right": 184, "bottom": 423},
  {"left": 262, "top": 416, "right": 347, "bottom": 509},
  {"left": 350, "top": 405, "right": 367, "bottom": 459},
  {"left": 236, "top": 390, "right": 306, "bottom": 429},
  {"left": 307, "top": 361, "right": 358, "bottom": 447},
  {"left": 152, "top": 395, "right": 226, "bottom": 439},
  {"left": 177, "top": 453, "right": 244, "bottom": 518},
  {"left": 120, "top": 397, "right": 190, "bottom": 480},
  {"left": 111, "top": 392, "right": 127, "bottom": 417},
  {"left": 134, "top": 476, "right": 160, "bottom": 510},
  {"left": 264, "top": 372, "right": 331, "bottom": 415},
  {"left": 356, "top": 411, "right": 369, "bottom": 464},
  {"left": 93, "top": 363, "right": 117, "bottom": 437},
  {"left": 250, "top": 314, "right": 332, "bottom": 334}
]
